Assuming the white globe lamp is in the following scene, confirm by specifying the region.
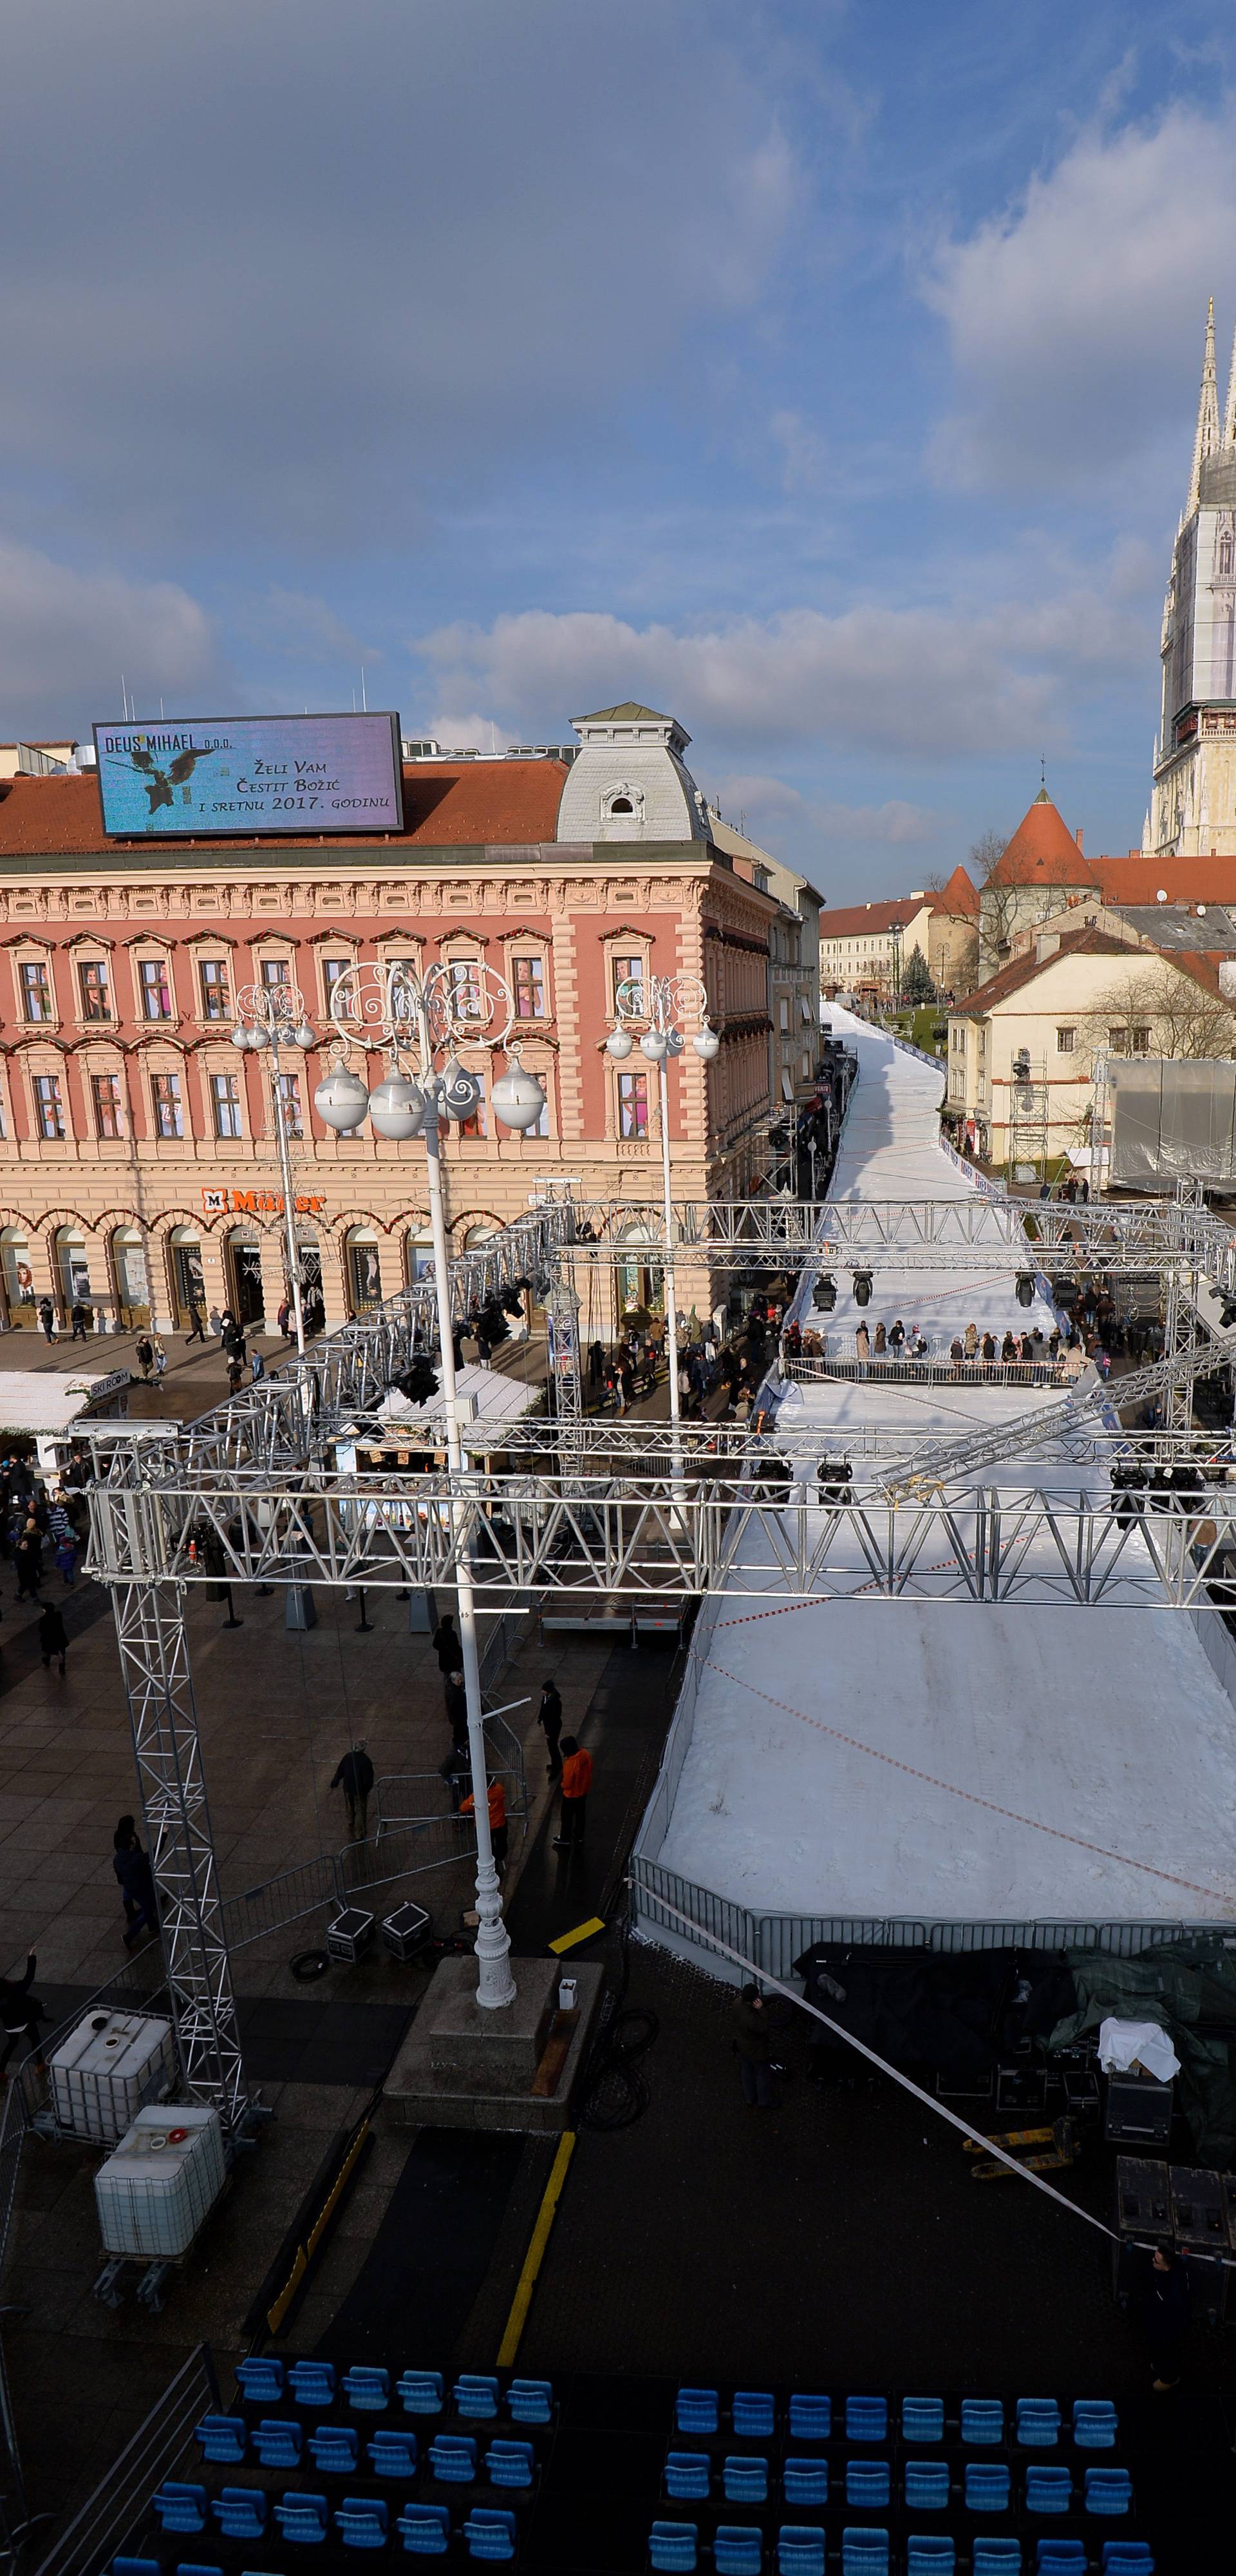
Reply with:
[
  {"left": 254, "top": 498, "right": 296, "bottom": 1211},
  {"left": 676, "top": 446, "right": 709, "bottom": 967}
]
[
  {"left": 641, "top": 1029, "right": 668, "bottom": 1062},
  {"left": 606, "top": 1026, "right": 633, "bottom": 1060},
  {"left": 368, "top": 1073, "right": 427, "bottom": 1141},
  {"left": 693, "top": 1025, "right": 720, "bottom": 1061},
  {"left": 491, "top": 1056, "right": 547, "bottom": 1133},
  {"left": 314, "top": 1066, "right": 372, "bottom": 1132}
]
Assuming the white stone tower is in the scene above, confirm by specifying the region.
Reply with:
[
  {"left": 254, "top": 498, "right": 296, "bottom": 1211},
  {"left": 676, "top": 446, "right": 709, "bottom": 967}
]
[{"left": 1148, "top": 300, "right": 1236, "bottom": 857}]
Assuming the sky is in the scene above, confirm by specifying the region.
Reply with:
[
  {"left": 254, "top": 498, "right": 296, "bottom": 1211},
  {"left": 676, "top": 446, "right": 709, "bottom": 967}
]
[{"left": 4, "top": 1, "right": 1236, "bottom": 897}]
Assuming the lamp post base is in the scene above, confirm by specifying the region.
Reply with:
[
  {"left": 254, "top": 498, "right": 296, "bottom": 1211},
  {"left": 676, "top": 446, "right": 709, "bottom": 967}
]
[{"left": 384, "top": 1952, "right": 604, "bottom": 2134}]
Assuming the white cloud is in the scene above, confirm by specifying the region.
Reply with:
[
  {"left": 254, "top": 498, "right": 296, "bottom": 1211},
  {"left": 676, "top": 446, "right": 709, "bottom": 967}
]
[
  {"left": 0, "top": 540, "right": 225, "bottom": 734},
  {"left": 236, "top": 589, "right": 382, "bottom": 668},
  {"left": 718, "top": 775, "right": 937, "bottom": 846},
  {"left": 769, "top": 408, "right": 830, "bottom": 494},
  {"left": 417, "top": 601, "right": 1085, "bottom": 761},
  {"left": 924, "top": 100, "right": 1236, "bottom": 494}
]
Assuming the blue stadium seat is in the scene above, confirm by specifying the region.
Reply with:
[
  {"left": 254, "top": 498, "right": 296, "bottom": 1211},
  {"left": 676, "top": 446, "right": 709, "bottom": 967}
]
[
  {"left": 845, "top": 2398, "right": 887, "bottom": 2444},
  {"left": 733, "top": 2392, "right": 776, "bottom": 2439},
  {"left": 973, "top": 2548, "right": 1020, "bottom": 2576},
  {"left": 1072, "top": 2401, "right": 1118, "bottom": 2450},
  {"left": 783, "top": 2459, "right": 828, "bottom": 2509},
  {"left": 1085, "top": 2470, "right": 1132, "bottom": 2518},
  {"left": 335, "top": 2497, "right": 389, "bottom": 2552},
  {"left": 395, "top": 2504, "right": 451, "bottom": 2557},
  {"left": 1101, "top": 2550, "right": 1153, "bottom": 2576},
  {"left": 1025, "top": 2469, "right": 1071, "bottom": 2517},
  {"left": 847, "top": 2459, "right": 890, "bottom": 2510},
  {"left": 153, "top": 2485, "right": 209, "bottom": 2537},
  {"left": 309, "top": 2426, "right": 360, "bottom": 2476},
  {"left": 778, "top": 2530, "right": 825, "bottom": 2576},
  {"left": 677, "top": 2388, "right": 720, "bottom": 2436},
  {"left": 368, "top": 2431, "right": 419, "bottom": 2481},
  {"left": 649, "top": 2524, "right": 698, "bottom": 2574},
  {"left": 788, "top": 2395, "right": 830, "bottom": 2443},
  {"left": 273, "top": 2492, "right": 329, "bottom": 2546},
  {"left": 907, "top": 2543, "right": 955, "bottom": 2576},
  {"left": 724, "top": 2458, "right": 769, "bottom": 2505},
  {"left": 1016, "top": 2402, "right": 1060, "bottom": 2449},
  {"left": 236, "top": 2358, "right": 283, "bottom": 2405},
  {"left": 397, "top": 2372, "right": 444, "bottom": 2419},
  {"left": 462, "top": 2510, "right": 517, "bottom": 2564},
  {"left": 211, "top": 2491, "right": 267, "bottom": 2543},
  {"left": 195, "top": 2416, "right": 247, "bottom": 2463},
  {"left": 665, "top": 2454, "right": 711, "bottom": 2501},
  {"left": 342, "top": 2367, "right": 390, "bottom": 2414},
  {"left": 252, "top": 2418, "right": 303, "bottom": 2470},
  {"left": 113, "top": 2561, "right": 160, "bottom": 2576},
  {"left": 904, "top": 2461, "right": 950, "bottom": 2514},
  {"left": 507, "top": 2378, "right": 554, "bottom": 2426},
  {"left": 964, "top": 2465, "right": 1011, "bottom": 2515},
  {"left": 288, "top": 2361, "right": 337, "bottom": 2409},
  {"left": 961, "top": 2401, "right": 1004, "bottom": 2448},
  {"left": 841, "top": 2532, "right": 888, "bottom": 2576},
  {"left": 901, "top": 2400, "right": 944, "bottom": 2445},
  {"left": 1036, "top": 2548, "right": 1086, "bottom": 2576},
  {"left": 715, "top": 2528, "right": 762, "bottom": 2576},
  {"left": 174, "top": 2564, "right": 223, "bottom": 2576},
  {"left": 485, "top": 2441, "right": 535, "bottom": 2491},
  {"left": 428, "top": 2434, "right": 478, "bottom": 2485},
  {"left": 454, "top": 2376, "right": 501, "bottom": 2421}
]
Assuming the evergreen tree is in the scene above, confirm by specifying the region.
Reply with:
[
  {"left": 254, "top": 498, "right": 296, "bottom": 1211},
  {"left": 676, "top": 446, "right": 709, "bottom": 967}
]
[{"left": 901, "top": 943, "right": 935, "bottom": 1003}]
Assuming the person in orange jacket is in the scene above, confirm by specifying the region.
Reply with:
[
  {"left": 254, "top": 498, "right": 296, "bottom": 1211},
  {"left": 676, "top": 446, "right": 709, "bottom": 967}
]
[
  {"left": 461, "top": 1774, "right": 508, "bottom": 1872},
  {"left": 552, "top": 1735, "right": 592, "bottom": 1851}
]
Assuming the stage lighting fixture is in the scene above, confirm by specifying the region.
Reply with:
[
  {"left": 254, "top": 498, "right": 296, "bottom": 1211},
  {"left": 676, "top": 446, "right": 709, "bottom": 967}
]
[
  {"left": 392, "top": 1358, "right": 440, "bottom": 1405},
  {"left": 812, "top": 1274, "right": 837, "bottom": 1312},
  {"left": 1015, "top": 1273, "right": 1035, "bottom": 1308},
  {"left": 852, "top": 1269, "right": 873, "bottom": 1307}
]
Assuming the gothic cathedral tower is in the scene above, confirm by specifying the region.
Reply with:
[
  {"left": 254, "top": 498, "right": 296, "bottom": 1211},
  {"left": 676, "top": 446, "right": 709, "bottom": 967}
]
[{"left": 1148, "top": 301, "right": 1236, "bottom": 857}]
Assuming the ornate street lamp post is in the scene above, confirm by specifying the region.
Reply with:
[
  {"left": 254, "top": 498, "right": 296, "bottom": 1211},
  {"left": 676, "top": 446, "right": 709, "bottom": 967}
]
[
  {"left": 231, "top": 981, "right": 317, "bottom": 1356},
  {"left": 606, "top": 974, "right": 719, "bottom": 1487},
  {"left": 314, "top": 961, "right": 545, "bottom": 2010}
]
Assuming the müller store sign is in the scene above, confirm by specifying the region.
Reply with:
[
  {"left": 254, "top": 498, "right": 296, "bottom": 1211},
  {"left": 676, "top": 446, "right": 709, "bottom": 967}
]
[{"left": 202, "top": 1188, "right": 327, "bottom": 1217}]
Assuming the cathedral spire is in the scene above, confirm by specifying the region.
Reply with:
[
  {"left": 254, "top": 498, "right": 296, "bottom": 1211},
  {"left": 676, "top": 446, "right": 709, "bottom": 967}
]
[
  {"left": 1186, "top": 296, "right": 1220, "bottom": 515},
  {"left": 1223, "top": 314, "right": 1236, "bottom": 450}
]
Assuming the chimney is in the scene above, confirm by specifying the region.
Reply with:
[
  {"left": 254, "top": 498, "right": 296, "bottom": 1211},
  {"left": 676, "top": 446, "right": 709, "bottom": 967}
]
[{"left": 1076, "top": 828, "right": 1084, "bottom": 853}]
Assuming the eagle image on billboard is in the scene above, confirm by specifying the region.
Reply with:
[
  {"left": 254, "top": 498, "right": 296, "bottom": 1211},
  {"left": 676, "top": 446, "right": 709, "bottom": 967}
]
[{"left": 93, "top": 712, "right": 404, "bottom": 837}]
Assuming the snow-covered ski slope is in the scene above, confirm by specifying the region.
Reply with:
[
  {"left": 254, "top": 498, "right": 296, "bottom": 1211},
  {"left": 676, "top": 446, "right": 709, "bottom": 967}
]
[{"left": 652, "top": 1011, "right": 1236, "bottom": 1928}]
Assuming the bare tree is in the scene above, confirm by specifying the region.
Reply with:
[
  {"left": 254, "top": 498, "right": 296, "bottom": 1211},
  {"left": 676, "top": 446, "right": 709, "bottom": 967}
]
[
  {"left": 970, "top": 828, "right": 1022, "bottom": 975},
  {"left": 1081, "top": 961, "right": 1236, "bottom": 1063}
]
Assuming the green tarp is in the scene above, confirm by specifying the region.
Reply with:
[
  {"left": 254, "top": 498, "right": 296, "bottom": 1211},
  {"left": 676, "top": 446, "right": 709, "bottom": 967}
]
[{"left": 1048, "top": 1937, "right": 1236, "bottom": 2166}]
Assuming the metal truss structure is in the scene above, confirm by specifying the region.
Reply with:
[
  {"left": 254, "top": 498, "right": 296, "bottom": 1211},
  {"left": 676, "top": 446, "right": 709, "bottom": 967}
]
[
  {"left": 84, "top": 1168, "right": 1236, "bottom": 2130},
  {"left": 874, "top": 1334, "right": 1231, "bottom": 1501}
]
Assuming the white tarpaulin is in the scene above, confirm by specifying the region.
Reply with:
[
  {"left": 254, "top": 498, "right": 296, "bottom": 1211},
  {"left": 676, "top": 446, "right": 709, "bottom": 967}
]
[{"left": 1096, "top": 2016, "right": 1181, "bottom": 2083}]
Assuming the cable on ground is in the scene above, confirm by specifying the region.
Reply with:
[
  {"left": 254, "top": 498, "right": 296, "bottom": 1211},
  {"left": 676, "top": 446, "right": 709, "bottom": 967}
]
[{"left": 574, "top": 1913, "right": 659, "bottom": 2133}]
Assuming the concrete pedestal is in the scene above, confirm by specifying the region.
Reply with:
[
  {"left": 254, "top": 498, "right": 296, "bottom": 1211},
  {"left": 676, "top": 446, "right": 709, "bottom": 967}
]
[{"left": 385, "top": 1953, "right": 604, "bottom": 2134}]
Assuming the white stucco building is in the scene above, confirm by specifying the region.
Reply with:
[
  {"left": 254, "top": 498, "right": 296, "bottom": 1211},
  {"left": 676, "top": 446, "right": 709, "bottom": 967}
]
[{"left": 1150, "top": 298, "right": 1236, "bottom": 858}]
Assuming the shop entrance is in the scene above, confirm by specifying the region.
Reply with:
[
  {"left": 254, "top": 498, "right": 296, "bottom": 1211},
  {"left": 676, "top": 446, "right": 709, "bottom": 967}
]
[
  {"left": 169, "top": 1231, "right": 205, "bottom": 1329},
  {"left": 226, "top": 1233, "right": 266, "bottom": 1326}
]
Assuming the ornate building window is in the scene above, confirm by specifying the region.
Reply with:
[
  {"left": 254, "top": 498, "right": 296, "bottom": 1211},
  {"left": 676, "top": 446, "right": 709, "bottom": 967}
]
[
  {"left": 139, "top": 956, "right": 174, "bottom": 1021},
  {"left": 19, "top": 960, "right": 52, "bottom": 1023},
  {"left": 511, "top": 954, "right": 546, "bottom": 1018},
  {"left": 33, "top": 1074, "right": 66, "bottom": 1139},
  {"left": 199, "top": 957, "right": 230, "bottom": 1020},
  {"left": 79, "top": 958, "right": 112, "bottom": 1021},
  {"left": 211, "top": 1072, "right": 243, "bottom": 1138},
  {"left": 151, "top": 1072, "right": 184, "bottom": 1139},
  {"left": 617, "top": 1070, "right": 648, "bottom": 1139},
  {"left": 92, "top": 1074, "right": 124, "bottom": 1139}
]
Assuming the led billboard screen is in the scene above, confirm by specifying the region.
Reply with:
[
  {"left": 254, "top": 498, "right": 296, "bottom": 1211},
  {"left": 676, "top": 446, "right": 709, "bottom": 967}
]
[{"left": 93, "top": 712, "right": 404, "bottom": 838}]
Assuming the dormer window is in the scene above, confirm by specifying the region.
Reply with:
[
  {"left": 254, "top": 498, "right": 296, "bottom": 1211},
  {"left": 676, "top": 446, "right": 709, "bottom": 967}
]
[
  {"left": 610, "top": 797, "right": 634, "bottom": 815},
  {"left": 601, "top": 781, "right": 644, "bottom": 834}
]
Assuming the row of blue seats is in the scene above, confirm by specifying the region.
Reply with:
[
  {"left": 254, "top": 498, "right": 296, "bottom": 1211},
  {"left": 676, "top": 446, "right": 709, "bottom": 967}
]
[
  {"left": 150, "top": 2490, "right": 516, "bottom": 2559},
  {"left": 649, "top": 2530, "right": 1151, "bottom": 2576},
  {"left": 674, "top": 2400, "right": 1117, "bottom": 2454},
  {"left": 198, "top": 2423, "right": 533, "bottom": 2490},
  {"left": 234, "top": 2369, "right": 551, "bottom": 2429},
  {"left": 663, "top": 2463, "right": 1132, "bottom": 2518}
]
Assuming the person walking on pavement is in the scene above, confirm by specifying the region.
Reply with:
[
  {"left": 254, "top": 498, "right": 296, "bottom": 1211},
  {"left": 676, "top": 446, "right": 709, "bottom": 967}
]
[
  {"left": 1144, "top": 2245, "right": 1190, "bottom": 2391},
  {"left": 461, "top": 1774, "right": 508, "bottom": 1873},
  {"left": 113, "top": 1824, "right": 158, "bottom": 1947},
  {"left": 431, "top": 1611, "right": 459, "bottom": 1674},
  {"left": 733, "top": 1982, "right": 773, "bottom": 2108},
  {"left": 15, "top": 1521, "right": 42, "bottom": 1602},
  {"left": 39, "top": 1601, "right": 68, "bottom": 1673},
  {"left": 152, "top": 1336, "right": 168, "bottom": 1380},
  {"left": 331, "top": 1740, "right": 375, "bottom": 1841},
  {"left": 552, "top": 1734, "right": 592, "bottom": 1850},
  {"left": 183, "top": 1298, "right": 207, "bottom": 1347},
  {"left": 444, "top": 1669, "right": 469, "bottom": 1745},
  {"left": 37, "top": 1298, "right": 55, "bottom": 1344},
  {"left": 134, "top": 1333, "right": 154, "bottom": 1384},
  {"left": 538, "top": 1677, "right": 563, "bottom": 1779},
  {"left": 438, "top": 1743, "right": 471, "bottom": 1814},
  {"left": 0, "top": 1955, "right": 46, "bottom": 2078},
  {"left": 70, "top": 1300, "right": 89, "bottom": 1341},
  {"left": 250, "top": 1346, "right": 265, "bottom": 1383}
]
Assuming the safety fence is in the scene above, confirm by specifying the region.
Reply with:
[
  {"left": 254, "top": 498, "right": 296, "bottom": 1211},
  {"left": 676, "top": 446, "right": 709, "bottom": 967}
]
[
  {"left": 783, "top": 1352, "right": 1083, "bottom": 1391},
  {"left": 628, "top": 1853, "right": 1226, "bottom": 1981},
  {"left": 937, "top": 1130, "right": 1009, "bottom": 1201},
  {"left": 220, "top": 1813, "right": 474, "bottom": 1954},
  {"left": 31, "top": 2343, "right": 220, "bottom": 2576}
]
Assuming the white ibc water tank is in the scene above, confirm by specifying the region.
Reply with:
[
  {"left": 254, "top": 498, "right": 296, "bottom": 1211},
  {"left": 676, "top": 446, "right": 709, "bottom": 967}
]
[
  {"left": 95, "top": 2105, "right": 226, "bottom": 2259},
  {"left": 50, "top": 2011, "right": 175, "bottom": 2143}
]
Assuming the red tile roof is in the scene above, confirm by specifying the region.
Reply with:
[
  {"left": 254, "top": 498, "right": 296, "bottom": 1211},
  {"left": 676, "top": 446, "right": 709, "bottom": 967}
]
[
  {"left": 1092, "top": 854, "right": 1236, "bottom": 906},
  {"left": 935, "top": 864, "right": 979, "bottom": 918},
  {"left": 986, "top": 791, "right": 1089, "bottom": 887},
  {"left": 0, "top": 759, "right": 569, "bottom": 857},
  {"left": 955, "top": 927, "right": 1132, "bottom": 1012},
  {"left": 818, "top": 895, "right": 930, "bottom": 939}
]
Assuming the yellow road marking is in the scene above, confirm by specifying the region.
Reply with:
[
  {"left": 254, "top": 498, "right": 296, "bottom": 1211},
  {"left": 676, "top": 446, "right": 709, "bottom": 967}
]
[
  {"left": 496, "top": 2130, "right": 576, "bottom": 2369},
  {"left": 548, "top": 1916, "right": 604, "bottom": 1955}
]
